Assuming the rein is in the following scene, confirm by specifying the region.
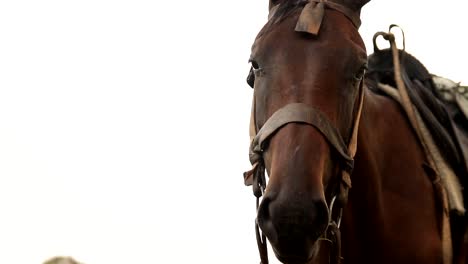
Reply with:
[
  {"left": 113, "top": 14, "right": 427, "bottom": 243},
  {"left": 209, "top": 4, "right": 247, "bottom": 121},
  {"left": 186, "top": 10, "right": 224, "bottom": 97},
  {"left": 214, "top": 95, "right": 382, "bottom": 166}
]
[{"left": 374, "top": 25, "right": 453, "bottom": 264}]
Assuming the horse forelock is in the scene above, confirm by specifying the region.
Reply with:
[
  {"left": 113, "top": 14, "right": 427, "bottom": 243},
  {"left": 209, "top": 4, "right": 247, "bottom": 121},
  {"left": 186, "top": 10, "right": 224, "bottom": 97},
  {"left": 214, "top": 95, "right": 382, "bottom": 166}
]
[{"left": 257, "top": 0, "right": 362, "bottom": 41}]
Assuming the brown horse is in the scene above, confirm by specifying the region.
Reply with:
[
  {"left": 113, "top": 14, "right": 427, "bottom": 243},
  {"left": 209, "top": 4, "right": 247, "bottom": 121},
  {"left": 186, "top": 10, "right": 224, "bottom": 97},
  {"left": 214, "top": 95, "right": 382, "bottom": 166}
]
[{"left": 244, "top": 0, "right": 467, "bottom": 263}]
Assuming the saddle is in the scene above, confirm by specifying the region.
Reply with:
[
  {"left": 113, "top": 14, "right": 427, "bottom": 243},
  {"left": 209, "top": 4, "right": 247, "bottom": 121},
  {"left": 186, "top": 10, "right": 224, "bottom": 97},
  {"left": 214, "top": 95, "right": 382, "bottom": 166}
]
[{"left": 366, "top": 47, "right": 468, "bottom": 213}]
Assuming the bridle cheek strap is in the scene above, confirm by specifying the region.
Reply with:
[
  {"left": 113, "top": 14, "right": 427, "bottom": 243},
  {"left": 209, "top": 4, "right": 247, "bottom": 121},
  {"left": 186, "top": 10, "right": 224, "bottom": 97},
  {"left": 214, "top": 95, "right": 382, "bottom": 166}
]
[{"left": 337, "top": 80, "right": 365, "bottom": 206}]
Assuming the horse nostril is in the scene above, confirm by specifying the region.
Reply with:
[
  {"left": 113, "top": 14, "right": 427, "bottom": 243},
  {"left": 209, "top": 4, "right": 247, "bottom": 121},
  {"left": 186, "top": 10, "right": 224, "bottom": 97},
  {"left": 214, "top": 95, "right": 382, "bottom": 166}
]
[
  {"left": 256, "top": 195, "right": 279, "bottom": 243},
  {"left": 278, "top": 200, "right": 328, "bottom": 240},
  {"left": 257, "top": 197, "right": 270, "bottom": 222}
]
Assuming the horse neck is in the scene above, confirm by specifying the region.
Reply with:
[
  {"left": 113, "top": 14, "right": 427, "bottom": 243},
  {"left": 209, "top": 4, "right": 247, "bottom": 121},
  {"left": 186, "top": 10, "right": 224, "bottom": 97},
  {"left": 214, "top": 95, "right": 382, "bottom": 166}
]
[{"left": 338, "top": 88, "right": 444, "bottom": 263}]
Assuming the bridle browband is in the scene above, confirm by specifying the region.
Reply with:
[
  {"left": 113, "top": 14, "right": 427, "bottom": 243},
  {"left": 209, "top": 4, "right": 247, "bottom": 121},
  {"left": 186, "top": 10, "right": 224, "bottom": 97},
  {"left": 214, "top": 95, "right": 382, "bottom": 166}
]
[
  {"left": 243, "top": 1, "right": 365, "bottom": 263},
  {"left": 294, "top": 0, "right": 361, "bottom": 35}
]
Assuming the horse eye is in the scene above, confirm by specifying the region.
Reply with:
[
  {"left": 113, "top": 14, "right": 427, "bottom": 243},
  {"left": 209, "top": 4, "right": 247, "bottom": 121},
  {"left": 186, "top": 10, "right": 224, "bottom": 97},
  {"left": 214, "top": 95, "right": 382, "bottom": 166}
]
[
  {"left": 354, "top": 64, "right": 368, "bottom": 81},
  {"left": 248, "top": 58, "right": 265, "bottom": 79},
  {"left": 249, "top": 59, "right": 260, "bottom": 70}
]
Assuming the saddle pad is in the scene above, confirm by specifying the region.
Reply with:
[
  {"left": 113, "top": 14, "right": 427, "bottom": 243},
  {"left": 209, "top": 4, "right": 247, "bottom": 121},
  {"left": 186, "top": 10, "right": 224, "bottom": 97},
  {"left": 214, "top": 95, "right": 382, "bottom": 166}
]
[
  {"left": 432, "top": 75, "right": 468, "bottom": 175},
  {"left": 432, "top": 75, "right": 468, "bottom": 119}
]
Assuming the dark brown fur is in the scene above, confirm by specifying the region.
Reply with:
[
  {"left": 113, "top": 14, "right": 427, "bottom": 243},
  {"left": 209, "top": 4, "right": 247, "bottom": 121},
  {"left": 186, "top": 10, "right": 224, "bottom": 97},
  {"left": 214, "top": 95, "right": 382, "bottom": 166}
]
[
  {"left": 247, "top": 0, "right": 466, "bottom": 263},
  {"left": 367, "top": 48, "right": 468, "bottom": 263}
]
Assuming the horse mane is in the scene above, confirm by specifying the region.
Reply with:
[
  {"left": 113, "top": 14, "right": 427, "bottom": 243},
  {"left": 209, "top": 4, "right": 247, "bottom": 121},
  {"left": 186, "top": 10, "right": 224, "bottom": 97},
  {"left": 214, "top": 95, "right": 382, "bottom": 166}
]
[
  {"left": 367, "top": 49, "right": 434, "bottom": 88},
  {"left": 366, "top": 48, "right": 467, "bottom": 179}
]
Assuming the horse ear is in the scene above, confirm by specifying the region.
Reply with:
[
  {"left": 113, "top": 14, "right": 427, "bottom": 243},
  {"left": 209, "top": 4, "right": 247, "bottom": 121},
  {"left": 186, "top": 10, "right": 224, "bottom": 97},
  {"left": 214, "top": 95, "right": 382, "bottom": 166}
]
[
  {"left": 342, "top": 0, "right": 370, "bottom": 11},
  {"left": 269, "top": 0, "right": 274, "bottom": 10},
  {"left": 269, "top": 0, "right": 280, "bottom": 10},
  {"left": 268, "top": 0, "right": 282, "bottom": 19},
  {"left": 357, "top": 0, "right": 370, "bottom": 9}
]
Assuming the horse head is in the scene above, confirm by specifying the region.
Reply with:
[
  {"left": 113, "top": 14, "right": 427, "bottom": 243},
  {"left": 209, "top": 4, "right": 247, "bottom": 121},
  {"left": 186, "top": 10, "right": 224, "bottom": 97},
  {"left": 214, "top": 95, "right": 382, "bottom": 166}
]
[{"left": 247, "top": 0, "right": 369, "bottom": 262}]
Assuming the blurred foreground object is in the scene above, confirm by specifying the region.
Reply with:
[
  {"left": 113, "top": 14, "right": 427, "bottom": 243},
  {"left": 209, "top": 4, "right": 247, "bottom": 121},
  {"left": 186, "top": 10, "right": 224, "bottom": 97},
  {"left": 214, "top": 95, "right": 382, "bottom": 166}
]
[{"left": 43, "top": 256, "right": 82, "bottom": 264}]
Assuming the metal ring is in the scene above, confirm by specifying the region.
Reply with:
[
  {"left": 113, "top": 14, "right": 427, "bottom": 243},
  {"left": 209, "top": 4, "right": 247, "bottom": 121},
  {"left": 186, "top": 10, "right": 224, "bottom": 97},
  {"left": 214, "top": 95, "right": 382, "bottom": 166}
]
[
  {"left": 328, "top": 195, "right": 344, "bottom": 228},
  {"left": 328, "top": 195, "right": 337, "bottom": 222},
  {"left": 336, "top": 208, "right": 343, "bottom": 228}
]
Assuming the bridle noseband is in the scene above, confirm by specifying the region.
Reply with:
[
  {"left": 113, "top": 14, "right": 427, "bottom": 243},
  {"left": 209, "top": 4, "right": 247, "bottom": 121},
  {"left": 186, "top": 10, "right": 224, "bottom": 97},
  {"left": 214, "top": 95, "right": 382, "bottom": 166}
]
[{"left": 243, "top": 3, "right": 365, "bottom": 263}]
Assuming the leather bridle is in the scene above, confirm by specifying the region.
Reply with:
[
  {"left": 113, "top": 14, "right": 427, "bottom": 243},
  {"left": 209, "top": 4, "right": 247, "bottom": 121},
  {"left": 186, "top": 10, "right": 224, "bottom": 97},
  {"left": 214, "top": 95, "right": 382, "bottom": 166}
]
[
  {"left": 243, "top": 78, "right": 364, "bottom": 264},
  {"left": 243, "top": 2, "right": 366, "bottom": 263}
]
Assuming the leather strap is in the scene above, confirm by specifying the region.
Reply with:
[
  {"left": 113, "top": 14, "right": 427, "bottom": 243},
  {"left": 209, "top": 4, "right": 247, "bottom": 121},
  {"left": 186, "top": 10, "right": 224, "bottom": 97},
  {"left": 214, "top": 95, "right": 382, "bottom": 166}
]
[
  {"left": 245, "top": 2, "right": 365, "bottom": 263},
  {"left": 337, "top": 80, "right": 364, "bottom": 206},
  {"left": 375, "top": 25, "right": 453, "bottom": 264},
  {"left": 255, "top": 212, "right": 269, "bottom": 264},
  {"left": 249, "top": 103, "right": 354, "bottom": 171},
  {"left": 295, "top": 0, "right": 361, "bottom": 36}
]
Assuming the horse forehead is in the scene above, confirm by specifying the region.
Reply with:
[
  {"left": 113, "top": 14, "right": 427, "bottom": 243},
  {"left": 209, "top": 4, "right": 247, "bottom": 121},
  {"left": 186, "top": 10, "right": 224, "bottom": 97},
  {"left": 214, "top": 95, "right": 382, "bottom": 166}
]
[{"left": 252, "top": 11, "right": 362, "bottom": 58}]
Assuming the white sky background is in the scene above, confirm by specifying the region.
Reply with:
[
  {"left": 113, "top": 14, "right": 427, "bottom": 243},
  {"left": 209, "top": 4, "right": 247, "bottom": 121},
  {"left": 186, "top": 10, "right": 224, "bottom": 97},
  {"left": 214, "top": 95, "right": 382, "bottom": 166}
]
[{"left": 0, "top": 1, "right": 466, "bottom": 263}]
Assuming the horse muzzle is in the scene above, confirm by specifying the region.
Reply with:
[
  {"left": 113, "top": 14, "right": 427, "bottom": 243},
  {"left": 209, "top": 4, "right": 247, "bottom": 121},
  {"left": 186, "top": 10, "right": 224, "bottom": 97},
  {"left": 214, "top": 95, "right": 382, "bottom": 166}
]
[{"left": 256, "top": 193, "right": 329, "bottom": 263}]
